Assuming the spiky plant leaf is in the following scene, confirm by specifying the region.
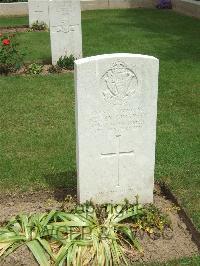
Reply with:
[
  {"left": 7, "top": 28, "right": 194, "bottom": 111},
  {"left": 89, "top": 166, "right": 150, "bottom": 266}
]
[
  {"left": 1, "top": 242, "right": 23, "bottom": 258},
  {"left": 26, "top": 239, "right": 50, "bottom": 266}
]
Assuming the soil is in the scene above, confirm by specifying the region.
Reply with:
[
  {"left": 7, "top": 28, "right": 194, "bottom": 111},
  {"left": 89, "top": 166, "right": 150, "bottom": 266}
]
[
  {"left": 0, "top": 26, "right": 45, "bottom": 34},
  {"left": 1, "top": 65, "right": 73, "bottom": 76},
  {"left": 0, "top": 186, "right": 199, "bottom": 265}
]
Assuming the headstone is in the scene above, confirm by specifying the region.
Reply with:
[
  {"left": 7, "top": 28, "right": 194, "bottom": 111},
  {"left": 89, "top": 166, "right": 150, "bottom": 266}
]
[
  {"left": 49, "top": 0, "right": 82, "bottom": 65},
  {"left": 75, "top": 53, "right": 159, "bottom": 204},
  {"left": 28, "top": 0, "right": 49, "bottom": 27}
]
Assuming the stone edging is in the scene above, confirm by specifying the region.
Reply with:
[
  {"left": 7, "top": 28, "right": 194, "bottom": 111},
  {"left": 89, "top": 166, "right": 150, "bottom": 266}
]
[
  {"left": 0, "top": 0, "right": 200, "bottom": 19},
  {"left": 1, "top": 0, "right": 154, "bottom": 17},
  {"left": 0, "top": 0, "right": 199, "bottom": 20},
  {"left": 171, "top": 0, "right": 200, "bottom": 18}
]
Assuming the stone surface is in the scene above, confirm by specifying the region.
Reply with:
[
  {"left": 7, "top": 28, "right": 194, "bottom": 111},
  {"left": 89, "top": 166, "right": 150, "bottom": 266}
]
[
  {"left": 75, "top": 53, "right": 159, "bottom": 204},
  {"left": 0, "top": 1, "right": 156, "bottom": 17},
  {"left": 171, "top": 0, "right": 200, "bottom": 19},
  {"left": 1, "top": 1, "right": 199, "bottom": 19},
  {"left": 49, "top": 0, "right": 82, "bottom": 65},
  {"left": 28, "top": 0, "right": 49, "bottom": 27},
  {"left": 109, "top": 0, "right": 155, "bottom": 9}
]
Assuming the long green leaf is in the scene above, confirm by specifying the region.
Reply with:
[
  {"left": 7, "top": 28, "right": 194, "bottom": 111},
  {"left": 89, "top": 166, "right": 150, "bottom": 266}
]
[
  {"left": 37, "top": 237, "right": 56, "bottom": 261},
  {"left": 55, "top": 241, "right": 72, "bottom": 266},
  {"left": 41, "top": 210, "right": 57, "bottom": 227},
  {"left": 0, "top": 234, "right": 26, "bottom": 243},
  {"left": 26, "top": 239, "right": 50, "bottom": 266}
]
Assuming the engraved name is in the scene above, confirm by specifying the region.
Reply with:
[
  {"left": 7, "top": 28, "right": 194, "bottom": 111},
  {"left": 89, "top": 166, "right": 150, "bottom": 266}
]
[{"left": 89, "top": 107, "right": 144, "bottom": 133}]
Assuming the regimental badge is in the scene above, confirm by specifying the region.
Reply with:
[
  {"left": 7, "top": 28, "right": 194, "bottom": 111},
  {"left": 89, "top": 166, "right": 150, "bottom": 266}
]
[{"left": 101, "top": 61, "right": 138, "bottom": 105}]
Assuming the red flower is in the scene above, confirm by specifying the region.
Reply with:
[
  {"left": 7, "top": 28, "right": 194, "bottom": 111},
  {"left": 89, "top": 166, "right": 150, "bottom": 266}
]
[{"left": 2, "top": 39, "right": 10, "bottom": 45}]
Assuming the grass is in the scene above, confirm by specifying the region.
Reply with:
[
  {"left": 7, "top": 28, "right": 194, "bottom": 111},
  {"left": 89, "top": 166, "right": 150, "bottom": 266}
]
[
  {"left": 0, "top": 15, "right": 28, "bottom": 27},
  {"left": 0, "top": 74, "right": 76, "bottom": 190},
  {"left": 18, "top": 31, "right": 51, "bottom": 63},
  {"left": 136, "top": 255, "right": 200, "bottom": 266},
  {"left": 0, "top": 8, "right": 200, "bottom": 237}
]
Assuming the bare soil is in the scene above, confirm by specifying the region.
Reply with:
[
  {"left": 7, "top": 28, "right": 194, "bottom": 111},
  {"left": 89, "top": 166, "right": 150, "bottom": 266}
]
[
  {"left": 0, "top": 186, "right": 199, "bottom": 265},
  {"left": 1, "top": 65, "right": 73, "bottom": 77},
  {"left": 0, "top": 27, "right": 45, "bottom": 34}
]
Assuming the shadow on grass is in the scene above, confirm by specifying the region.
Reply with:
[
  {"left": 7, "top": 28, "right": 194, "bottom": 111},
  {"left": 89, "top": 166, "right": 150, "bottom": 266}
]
[{"left": 44, "top": 171, "right": 77, "bottom": 201}]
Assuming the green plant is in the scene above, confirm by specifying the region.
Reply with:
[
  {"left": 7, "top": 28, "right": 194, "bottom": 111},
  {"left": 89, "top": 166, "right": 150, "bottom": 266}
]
[
  {"left": 0, "top": 33, "right": 24, "bottom": 74},
  {"left": 53, "top": 201, "right": 144, "bottom": 265},
  {"left": 27, "top": 63, "right": 43, "bottom": 75},
  {"left": 30, "top": 21, "right": 48, "bottom": 31},
  {"left": 57, "top": 55, "right": 75, "bottom": 70},
  {"left": 133, "top": 203, "right": 172, "bottom": 234},
  {"left": 0, "top": 201, "right": 171, "bottom": 265},
  {"left": 0, "top": 211, "right": 57, "bottom": 265},
  {"left": 48, "top": 65, "right": 62, "bottom": 74}
]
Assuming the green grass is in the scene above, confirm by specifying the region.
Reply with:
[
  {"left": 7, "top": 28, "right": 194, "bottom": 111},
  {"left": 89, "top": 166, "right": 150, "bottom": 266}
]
[
  {"left": 0, "top": 74, "right": 76, "bottom": 190},
  {"left": 17, "top": 31, "right": 51, "bottom": 63},
  {"left": 135, "top": 255, "right": 200, "bottom": 265},
  {"left": 0, "top": 15, "right": 28, "bottom": 27},
  {"left": 0, "top": 9, "right": 199, "bottom": 235}
]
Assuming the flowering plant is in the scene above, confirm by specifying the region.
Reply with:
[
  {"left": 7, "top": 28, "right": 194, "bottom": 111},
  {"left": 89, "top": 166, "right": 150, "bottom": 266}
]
[
  {"left": 0, "top": 33, "right": 24, "bottom": 74},
  {"left": 156, "top": 0, "right": 172, "bottom": 9}
]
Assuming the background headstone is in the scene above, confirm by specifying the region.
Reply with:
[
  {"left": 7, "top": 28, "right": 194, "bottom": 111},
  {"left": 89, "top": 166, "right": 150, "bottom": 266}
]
[
  {"left": 49, "top": 0, "right": 82, "bottom": 65},
  {"left": 28, "top": 0, "right": 49, "bottom": 27},
  {"left": 75, "top": 53, "right": 159, "bottom": 204}
]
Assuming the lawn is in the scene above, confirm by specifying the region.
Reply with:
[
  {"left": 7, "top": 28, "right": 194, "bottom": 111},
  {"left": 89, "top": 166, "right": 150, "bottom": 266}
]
[
  {"left": 0, "top": 15, "right": 28, "bottom": 27},
  {"left": 0, "top": 7, "right": 199, "bottom": 240},
  {"left": 136, "top": 255, "right": 200, "bottom": 266}
]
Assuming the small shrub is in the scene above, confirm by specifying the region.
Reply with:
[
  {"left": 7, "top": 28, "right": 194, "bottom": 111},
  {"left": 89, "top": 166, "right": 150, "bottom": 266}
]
[
  {"left": 57, "top": 54, "right": 75, "bottom": 70},
  {"left": 30, "top": 21, "right": 48, "bottom": 31},
  {"left": 48, "top": 64, "right": 62, "bottom": 74},
  {"left": 133, "top": 203, "right": 171, "bottom": 234},
  {"left": 26, "top": 63, "right": 43, "bottom": 75},
  {"left": 0, "top": 33, "right": 24, "bottom": 75}
]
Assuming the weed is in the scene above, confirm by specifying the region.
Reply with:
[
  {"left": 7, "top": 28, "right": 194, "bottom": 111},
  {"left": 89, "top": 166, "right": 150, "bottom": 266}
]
[{"left": 26, "top": 63, "right": 43, "bottom": 75}]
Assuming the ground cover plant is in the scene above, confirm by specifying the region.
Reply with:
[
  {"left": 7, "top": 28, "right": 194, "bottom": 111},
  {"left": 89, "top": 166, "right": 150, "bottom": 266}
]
[
  {"left": 30, "top": 21, "right": 48, "bottom": 31},
  {"left": 0, "top": 200, "right": 171, "bottom": 265},
  {"left": 0, "top": 8, "right": 199, "bottom": 265},
  {"left": 26, "top": 63, "right": 43, "bottom": 75}
]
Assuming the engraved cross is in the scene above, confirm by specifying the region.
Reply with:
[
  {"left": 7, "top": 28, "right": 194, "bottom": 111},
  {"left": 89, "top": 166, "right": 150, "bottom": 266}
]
[{"left": 101, "top": 135, "right": 134, "bottom": 187}]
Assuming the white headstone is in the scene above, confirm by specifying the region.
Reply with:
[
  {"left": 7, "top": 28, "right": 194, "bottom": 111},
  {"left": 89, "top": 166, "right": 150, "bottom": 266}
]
[
  {"left": 49, "top": 0, "right": 82, "bottom": 65},
  {"left": 28, "top": 0, "right": 49, "bottom": 27},
  {"left": 75, "top": 53, "right": 159, "bottom": 204}
]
